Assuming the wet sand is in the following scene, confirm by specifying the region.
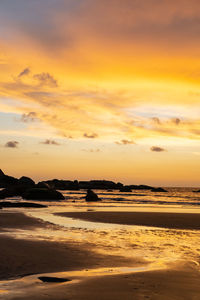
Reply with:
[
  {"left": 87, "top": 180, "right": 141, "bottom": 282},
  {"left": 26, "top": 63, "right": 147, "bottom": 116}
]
[
  {"left": 4, "top": 266, "right": 200, "bottom": 300},
  {"left": 55, "top": 211, "right": 200, "bottom": 229},
  {"left": 0, "top": 212, "right": 140, "bottom": 281},
  {"left": 0, "top": 212, "right": 47, "bottom": 231},
  {"left": 1, "top": 211, "right": 200, "bottom": 299}
]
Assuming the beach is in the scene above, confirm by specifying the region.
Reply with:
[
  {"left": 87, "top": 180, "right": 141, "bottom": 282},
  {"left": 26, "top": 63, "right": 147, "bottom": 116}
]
[
  {"left": 1, "top": 206, "right": 200, "bottom": 299},
  {"left": 55, "top": 210, "right": 200, "bottom": 230}
]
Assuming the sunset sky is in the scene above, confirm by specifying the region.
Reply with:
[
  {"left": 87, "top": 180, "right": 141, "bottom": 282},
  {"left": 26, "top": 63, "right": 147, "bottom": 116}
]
[{"left": 0, "top": 0, "right": 200, "bottom": 186}]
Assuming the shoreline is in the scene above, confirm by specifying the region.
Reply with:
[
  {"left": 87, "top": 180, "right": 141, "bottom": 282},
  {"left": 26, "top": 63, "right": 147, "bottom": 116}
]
[
  {"left": 0, "top": 211, "right": 142, "bottom": 281},
  {"left": 55, "top": 211, "right": 200, "bottom": 230},
  {"left": 1, "top": 210, "right": 200, "bottom": 299}
]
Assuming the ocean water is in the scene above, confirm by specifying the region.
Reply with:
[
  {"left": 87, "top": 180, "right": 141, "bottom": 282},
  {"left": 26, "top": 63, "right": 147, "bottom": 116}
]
[
  {"left": 61, "top": 187, "right": 200, "bottom": 208},
  {"left": 3, "top": 187, "right": 200, "bottom": 209}
]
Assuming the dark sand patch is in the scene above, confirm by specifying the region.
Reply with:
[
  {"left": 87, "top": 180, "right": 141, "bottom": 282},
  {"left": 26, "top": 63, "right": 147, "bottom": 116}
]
[
  {"left": 0, "top": 235, "right": 138, "bottom": 281},
  {"left": 5, "top": 267, "right": 200, "bottom": 300},
  {"left": 0, "top": 212, "right": 140, "bottom": 280},
  {"left": 55, "top": 211, "right": 200, "bottom": 230},
  {"left": 0, "top": 212, "right": 46, "bottom": 230}
]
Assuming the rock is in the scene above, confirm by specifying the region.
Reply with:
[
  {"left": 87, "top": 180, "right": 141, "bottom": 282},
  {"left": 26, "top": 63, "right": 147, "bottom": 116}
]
[
  {"left": 0, "top": 185, "right": 25, "bottom": 199},
  {"left": 193, "top": 190, "right": 200, "bottom": 193},
  {"left": 0, "top": 169, "right": 5, "bottom": 177},
  {"left": 18, "top": 176, "right": 35, "bottom": 187},
  {"left": 119, "top": 186, "right": 132, "bottom": 192},
  {"left": 151, "top": 187, "right": 167, "bottom": 192},
  {"left": 23, "top": 188, "right": 65, "bottom": 201},
  {"left": 0, "top": 170, "right": 18, "bottom": 188},
  {"left": 0, "top": 201, "right": 47, "bottom": 208},
  {"left": 41, "top": 179, "right": 80, "bottom": 190},
  {"left": 36, "top": 182, "right": 51, "bottom": 189},
  {"left": 38, "top": 276, "right": 70, "bottom": 283},
  {"left": 129, "top": 184, "right": 154, "bottom": 190},
  {"left": 85, "top": 189, "right": 101, "bottom": 202}
]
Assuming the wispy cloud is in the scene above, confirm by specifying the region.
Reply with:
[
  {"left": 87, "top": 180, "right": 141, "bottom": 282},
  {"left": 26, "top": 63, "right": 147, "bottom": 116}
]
[
  {"left": 82, "top": 148, "right": 101, "bottom": 153},
  {"left": 83, "top": 133, "right": 98, "bottom": 139},
  {"left": 33, "top": 73, "right": 58, "bottom": 87},
  {"left": 40, "top": 139, "right": 60, "bottom": 145},
  {"left": 20, "top": 112, "right": 38, "bottom": 123},
  {"left": 5, "top": 141, "right": 19, "bottom": 148},
  {"left": 18, "top": 68, "right": 30, "bottom": 78},
  {"left": 150, "top": 146, "right": 166, "bottom": 152},
  {"left": 115, "top": 139, "right": 135, "bottom": 145}
]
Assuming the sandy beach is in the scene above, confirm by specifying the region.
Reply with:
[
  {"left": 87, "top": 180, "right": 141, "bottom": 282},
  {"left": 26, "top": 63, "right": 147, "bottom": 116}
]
[
  {"left": 0, "top": 212, "right": 137, "bottom": 282},
  {"left": 55, "top": 211, "right": 200, "bottom": 230},
  {"left": 0, "top": 209, "right": 200, "bottom": 299}
]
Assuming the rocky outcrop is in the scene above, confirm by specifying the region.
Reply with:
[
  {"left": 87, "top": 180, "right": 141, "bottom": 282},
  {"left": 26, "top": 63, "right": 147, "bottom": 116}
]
[
  {"left": 85, "top": 189, "right": 101, "bottom": 202},
  {"left": 79, "top": 180, "right": 123, "bottom": 190},
  {"left": 128, "top": 184, "right": 154, "bottom": 190},
  {"left": 36, "top": 182, "right": 51, "bottom": 189},
  {"left": 119, "top": 186, "right": 132, "bottom": 192},
  {"left": 151, "top": 187, "right": 167, "bottom": 192},
  {"left": 23, "top": 188, "right": 65, "bottom": 201},
  {"left": 41, "top": 179, "right": 80, "bottom": 190},
  {"left": 18, "top": 176, "right": 35, "bottom": 187},
  {"left": 0, "top": 169, "right": 18, "bottom": 188}
]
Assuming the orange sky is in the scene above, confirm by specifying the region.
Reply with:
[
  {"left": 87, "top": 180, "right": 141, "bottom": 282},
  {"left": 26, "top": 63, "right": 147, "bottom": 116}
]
[{"left": 0, "top": 0, "right": 200, "bottom": 186}]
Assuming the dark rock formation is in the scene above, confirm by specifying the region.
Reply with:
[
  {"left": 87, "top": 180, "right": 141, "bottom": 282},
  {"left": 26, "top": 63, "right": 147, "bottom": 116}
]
[
  {"left": 41, "top": 179, "right": 80, "bottom": 190},
  {"left": 79, "top": 180, "right": 123, "bottom": 190},
  {"left": 0, "top": 185, "right": 25, "bottom": 199},
  {"left": 0, "top": 169, "right": 18, "bottom": 188},
  {"left": 0, "top": 201, "right": 47, "bottom": 208},
  {"left": 18, "top": 176, "right": 35, "bottom": 187},
  {"left": 151, "top": 187, "right": 167, "bottom": 192},
  {"left": 38, "top": 276, "right": 70, "bottom": 283},
  {"left": 193, "top": 190, "right": 200, "bottom": 193},
  {"left": 36, "top": 182, "right": 51, "bottom": 189},
  {"left": 23, "top": 188, "right": 65, "bottom": 201},
  {"left": 85, "top": 189, "right": 101, "bottom": 202},
  {"left": 128, "top": 184, "right": 154, "bottom": 190},
  {"left": 119, "top": 186, "right": 132, "bottom": 192}
]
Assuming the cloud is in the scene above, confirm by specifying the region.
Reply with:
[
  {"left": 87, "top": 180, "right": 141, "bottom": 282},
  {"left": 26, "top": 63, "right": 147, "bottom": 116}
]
[
  {"left": 40, "top": 139, "right": 60, "bottom": 145},
  {"left": 172, "top": 118, "right": 181, "bottom": 125},
  {"left": 150, "top": 146, "right": 166, "bottom": 152},
  {"left": 33, "top": 73, "right": 58, "bottom": 87},
  {"left": 115, "top": 139, "right": 135, "bottom": 145},
  {"left": 5, "top": 141, "right": 19, "bottom": 148},
  {"left": 82, "top": 148, "right": 101, "bottom": 153},
  {"left": 151, "top": 117, "right": 161, "bottom": 125},
  {"left": 18, "top": 67, "right": 30, "bottom": 78},
  {"left": 83, "top": 133, "right": 98, "bottom": 139},
  {"left": 21, "top": 112, "right": 38, "bottom": 122}
]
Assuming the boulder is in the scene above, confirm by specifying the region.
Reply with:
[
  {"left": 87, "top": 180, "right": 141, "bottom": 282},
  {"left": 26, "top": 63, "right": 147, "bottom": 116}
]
[
  {"left": 85, "top": 189, "right": 101, "bottom": 202},
  {"left": 129, "top": 184, "right": 153, "bottom": 190},
  {"left": 23, "top": 188, "right": 65, "bottom": 201},
  {"left": 36, "top": 182, "right": 51, "bottom": 189},
  {"left": 0, "top": 170, "right": 18, "bottom": 188},
  {"left": 151, "top": 187, "right": 167, "bottom": 192},
  {"left": 0, "top": 185, "right": 25, "bottom": 199},
  {"left": 38, "top": 276, "right": 70, "bottom": 283},
  {"left": 18, "top": 176, "right": 35, "bottom": 187},
  {"left": 119, "top": 186, "right": 132, "bottom": 192}
]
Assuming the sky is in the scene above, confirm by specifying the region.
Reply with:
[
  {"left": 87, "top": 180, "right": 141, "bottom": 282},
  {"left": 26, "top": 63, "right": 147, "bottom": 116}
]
[{"left": 0, "top": 0, "right": 200, "bottom": 186}]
